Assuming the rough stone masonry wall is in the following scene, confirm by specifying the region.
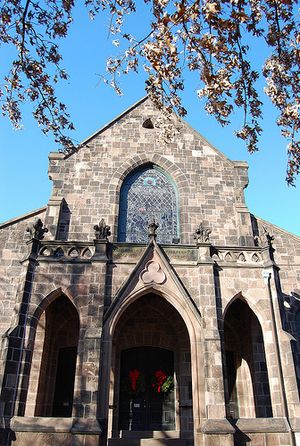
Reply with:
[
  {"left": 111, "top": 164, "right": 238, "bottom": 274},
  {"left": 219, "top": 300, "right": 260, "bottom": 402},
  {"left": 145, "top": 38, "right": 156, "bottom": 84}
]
[
  {"left": 254, "top": 218, "right": 300, "bottom": 404},
  {"left": 255, "top": 218, "right": 300, "bottom": 296},
  {"left": 46, "top": 98, "right": 251, "bottom": 247},
  {"left": 0, "top": 209, "right": 47, "bottom": 403},
  {"left": 0, "top": 209, "right": 46, "bottom": 338},
  {"left": 15, "top": 257, "right": 107, "bottom": 420}
]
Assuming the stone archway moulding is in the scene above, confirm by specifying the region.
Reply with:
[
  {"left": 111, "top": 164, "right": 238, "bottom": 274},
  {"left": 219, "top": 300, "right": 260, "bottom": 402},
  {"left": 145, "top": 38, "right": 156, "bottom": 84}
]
[
  {"left": 109, "top": 153, "right": 190, "bottom": 195},
  {"left": 108, "top": 153, "right": 191, "bottom": 243},
  {"left": 108, "top": 286, "right": 202, "bottom": 342},
  {"left": 101, "top": 284, "right": 205, "bottom": 440},
  {"left": 223, "top": 291, "right": 266, "bottom": 330},
  {"left": 222, "top": 290, "right": 298, "bottom": 419},
  {"left": 23, "top": 288, "right": 80, "bottom": 418},
  {"left": 224, "top": 292, "right": 295, "bottom": 345},
  {"left": 30, "top": 287, "right": 80, "bottom": 325},
  {"left": 25, "top": 287, "right": 81, "bottom": 352}
]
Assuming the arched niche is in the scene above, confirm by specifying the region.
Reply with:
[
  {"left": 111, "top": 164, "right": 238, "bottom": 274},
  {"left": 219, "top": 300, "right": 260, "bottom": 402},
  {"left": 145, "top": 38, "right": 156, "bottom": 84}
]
[
  {"left": 224, "top": 299, "right": 272, "bottom": 419},
  {"left": 117, "top": 164, "right": 179, "bottom": 244},
  {"left": 26, "top": 295, "right": 79, "bottom": 417}
]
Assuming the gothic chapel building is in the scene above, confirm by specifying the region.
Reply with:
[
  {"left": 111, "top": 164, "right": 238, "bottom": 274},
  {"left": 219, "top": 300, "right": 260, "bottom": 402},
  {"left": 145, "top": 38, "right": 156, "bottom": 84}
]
[{"left": 1, "top": 97, "right": 300, "bottom": 446}]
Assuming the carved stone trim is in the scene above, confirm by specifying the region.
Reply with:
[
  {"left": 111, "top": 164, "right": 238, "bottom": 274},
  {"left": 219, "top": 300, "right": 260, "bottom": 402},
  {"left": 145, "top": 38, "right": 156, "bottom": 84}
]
[
  {"left": 212, "top": 247, "right": 263, "bottom": 265},
  {"left": 140, "top": 261, "right": 166, "bottom": 285},
  {"left": 94, "top": 219, "right": 111, "bottom": 240},
  {"left": 194, "top": 223, "right": 211, "bottom": 244},
  {"left": 38, "top": 241, "right": 95, "bottom": 261},
  {"left": 26, "top": 218, "right": 48, "bottom": 240}
]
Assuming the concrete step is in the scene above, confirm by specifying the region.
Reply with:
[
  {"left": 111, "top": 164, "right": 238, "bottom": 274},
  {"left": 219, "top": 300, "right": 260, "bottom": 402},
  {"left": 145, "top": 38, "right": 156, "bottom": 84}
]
[
  {"left": 108, "top": 439, "right": 187, "bottom": 446},
  {"left": 120, "top": 431, "right": 180, "bottom": 439}
]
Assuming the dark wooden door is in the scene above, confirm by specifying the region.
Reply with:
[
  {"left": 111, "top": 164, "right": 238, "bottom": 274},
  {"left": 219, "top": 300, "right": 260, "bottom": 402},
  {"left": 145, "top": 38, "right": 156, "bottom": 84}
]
[
  {"left": 119, "top": 347, "right": 175, "bottom": 431},
  {"left": 52, "top": 346, "right": 77, "bottom": 417}
]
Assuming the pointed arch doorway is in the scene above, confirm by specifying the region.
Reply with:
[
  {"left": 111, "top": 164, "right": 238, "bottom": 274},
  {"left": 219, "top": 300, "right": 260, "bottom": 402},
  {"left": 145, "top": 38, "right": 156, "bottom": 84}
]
[{"left": 109, "top": 293, "right": 194, "bottom": 438}]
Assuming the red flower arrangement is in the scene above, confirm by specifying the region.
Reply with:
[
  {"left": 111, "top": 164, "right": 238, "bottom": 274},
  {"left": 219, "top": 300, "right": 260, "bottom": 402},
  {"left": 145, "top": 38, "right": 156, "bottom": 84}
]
[
  {"left": 122, "top": 368, "right": 173, "bottom": 395},
  {"left": 122, "top": 369, "right": 146, "bottom": 395},
  {"left": 129, "top": 369, "right": 140, "bottom": 392},
  {"left": 152, "top": 369, "right": 174, "bottom": 394}
]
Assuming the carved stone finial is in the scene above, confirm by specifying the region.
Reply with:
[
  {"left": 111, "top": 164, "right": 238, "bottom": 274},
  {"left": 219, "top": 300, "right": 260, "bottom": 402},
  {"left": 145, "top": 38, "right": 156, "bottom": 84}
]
[
  {"left": 94, "top": 219, "right": 111, "bottom": 240},
  {"left": 194, "top": 223, "right": 211, "bottom": 244},
  {"left": 253, "top": 235, "right": 261, "bottom": 247},
  {"left": 148, "top": 219, "right": 159, "bottom": 240},
  {"left": 263, "top": 226, "right": 274, "bottom": 246},
  {"left": 254, "top": 227, "right": 274, "bottom": 247},
  {"left": 26, "top": 218, "right": 48, "bottom": 240}
]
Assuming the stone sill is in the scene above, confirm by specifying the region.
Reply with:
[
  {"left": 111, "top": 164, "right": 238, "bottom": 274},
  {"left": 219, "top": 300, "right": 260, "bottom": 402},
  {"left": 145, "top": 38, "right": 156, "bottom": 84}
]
[
  {"left": 10, "top": 417, "right": 102, "bottom": 434},
  {"left": 235, "top": 417, "right": 290, "bottom": 433},
  {"left": 201, "top": 417, "right": 290, "bottom": 434}
]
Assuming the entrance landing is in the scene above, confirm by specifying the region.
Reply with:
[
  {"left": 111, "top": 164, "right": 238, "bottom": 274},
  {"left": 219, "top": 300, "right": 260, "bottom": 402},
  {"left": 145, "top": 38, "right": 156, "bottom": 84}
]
[
  {"left": 108, "top": 436, "right": 187, "bottom": 446},
  {"left": 108, "top": 431, "right": 188, "bottom": 446}
]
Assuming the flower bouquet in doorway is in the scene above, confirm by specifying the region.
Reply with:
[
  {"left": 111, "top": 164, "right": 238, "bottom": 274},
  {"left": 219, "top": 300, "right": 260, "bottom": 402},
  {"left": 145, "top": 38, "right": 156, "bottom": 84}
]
[
  {"left": 152, "top": 369, "right": 174, "bottom": 394},
  {"left": 121, "top": 368, "right": 146, "bottom": 396}
]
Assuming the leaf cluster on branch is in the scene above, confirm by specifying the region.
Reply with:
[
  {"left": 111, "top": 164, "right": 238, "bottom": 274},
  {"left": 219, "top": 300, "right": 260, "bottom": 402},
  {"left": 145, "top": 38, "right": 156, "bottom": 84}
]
[{"left": 1, "top": 0, "right": 299, "bottom": 183}]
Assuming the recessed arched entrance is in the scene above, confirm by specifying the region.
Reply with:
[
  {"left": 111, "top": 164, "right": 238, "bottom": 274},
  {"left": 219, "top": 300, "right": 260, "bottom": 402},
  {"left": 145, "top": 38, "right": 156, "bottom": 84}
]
[
  {"left": 25, "top": 294, "right": 79, "bottom": 417},
  {"left": 109, "top": 293, "right": 193, "bottom": 440},
  {"left": 224, "top": 298, "right": 272, "bottom": 419}
]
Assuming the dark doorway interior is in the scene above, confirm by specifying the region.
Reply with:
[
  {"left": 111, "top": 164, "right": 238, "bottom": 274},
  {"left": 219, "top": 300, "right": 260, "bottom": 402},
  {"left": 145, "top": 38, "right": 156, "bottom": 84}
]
[
  {"left": 52, "top": 346, "right": 77, "bottom": 417},
  {"left": 34, "top": 295, "right": 79, "bottom": 417},
  {"left": 119, "top": 346, "right": 175, "bottom": 431}
]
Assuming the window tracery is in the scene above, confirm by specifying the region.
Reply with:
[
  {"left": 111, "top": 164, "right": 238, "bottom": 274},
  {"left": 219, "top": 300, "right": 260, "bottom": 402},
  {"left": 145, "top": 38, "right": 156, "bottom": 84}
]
[{"left": 118, "top": 165, "right": 179, "bottom": 244}]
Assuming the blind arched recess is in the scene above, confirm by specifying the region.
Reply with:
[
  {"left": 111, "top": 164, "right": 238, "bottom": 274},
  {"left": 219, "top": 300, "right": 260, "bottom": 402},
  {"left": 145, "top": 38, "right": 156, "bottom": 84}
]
[{"left": 118, "top": 164, "right": 179, "bottom": 244}]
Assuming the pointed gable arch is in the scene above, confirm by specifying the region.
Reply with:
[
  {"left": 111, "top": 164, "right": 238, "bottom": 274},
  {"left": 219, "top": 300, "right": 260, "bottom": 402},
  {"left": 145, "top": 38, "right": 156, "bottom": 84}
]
[
  {"left": 104, "top": 239, "right": 202, "bottom": 330},
  {"left": 31, "top": 288, "right": 77, "bottom": 321},
  {"left": 100, "top": 240, "right": 204, "bottom": 436}
]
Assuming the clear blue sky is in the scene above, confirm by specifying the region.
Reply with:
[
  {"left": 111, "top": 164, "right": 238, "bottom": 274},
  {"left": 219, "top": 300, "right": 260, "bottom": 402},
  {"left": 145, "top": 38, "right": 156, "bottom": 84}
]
[{"left": 0, "top": 3, "right": 299, "bottom": 236}]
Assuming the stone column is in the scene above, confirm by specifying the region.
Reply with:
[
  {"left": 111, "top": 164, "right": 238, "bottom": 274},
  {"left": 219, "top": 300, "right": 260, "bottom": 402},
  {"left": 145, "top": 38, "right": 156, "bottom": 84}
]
[
  {"left": 233, "top": 161, "right": 254, "bottom": 247},
  {"left": 72, "top": 238, "right": 110, "bottom": 424},
  {"left": 261, "top": 242, "right": 298, "bottom": 445},
  {"left": 46, "top": 152, "right": 66, "bottom": 239},
  {"left": 195, "top": 242, "right": 234, "bottom": 446}
]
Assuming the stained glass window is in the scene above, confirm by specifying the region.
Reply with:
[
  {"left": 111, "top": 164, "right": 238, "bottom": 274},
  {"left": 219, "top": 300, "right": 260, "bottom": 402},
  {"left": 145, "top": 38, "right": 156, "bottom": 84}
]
[{"left": 118, "top": 165, "right": 179, "bottom": 243}]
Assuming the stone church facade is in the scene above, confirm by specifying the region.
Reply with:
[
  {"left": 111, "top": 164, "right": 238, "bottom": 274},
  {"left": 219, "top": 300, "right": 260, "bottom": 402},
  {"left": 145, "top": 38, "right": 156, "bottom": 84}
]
[{"left": 0, "top": 97, "right": 300, "bottom": 446}]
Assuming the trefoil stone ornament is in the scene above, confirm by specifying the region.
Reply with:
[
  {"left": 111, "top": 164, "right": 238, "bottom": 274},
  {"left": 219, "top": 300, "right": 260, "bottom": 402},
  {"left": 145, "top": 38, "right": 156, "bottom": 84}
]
[
  {"left": 194, "top": 223, "right": 211, "bottom": 244},
  {"left": 140, "top": 261, "right": 166, "bottom": 285},
  {"left": 148, "top": 219, "right": 159, "bottom": 241},
  {"left": 26, "top": 218, "right": 48, "bottom": 240},
  {"left": 94, "top": 219, "right": 111, "bottom": 240}
]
